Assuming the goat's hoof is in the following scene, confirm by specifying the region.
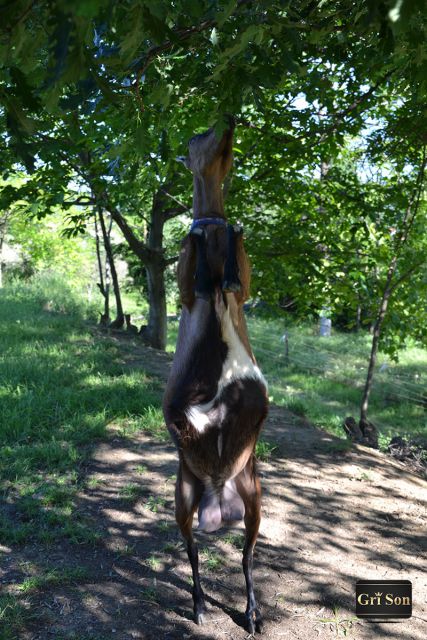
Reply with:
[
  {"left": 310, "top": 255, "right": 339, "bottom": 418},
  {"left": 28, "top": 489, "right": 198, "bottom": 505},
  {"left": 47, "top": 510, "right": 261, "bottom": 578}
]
[
  {"left": 195, "top": 610, "right": 206, "bottom": 626},
  {"left": 196, "top": 612, "right": 206, "bottom": 625},
  {"left": 195, "top": 603, "right": 208, "bottom": 625},
  {"left": 246, "top": 609, "right": 263, "bottom": 634},
  {"left": 222, "top": 280, "right": 241, "bottom": 293}
]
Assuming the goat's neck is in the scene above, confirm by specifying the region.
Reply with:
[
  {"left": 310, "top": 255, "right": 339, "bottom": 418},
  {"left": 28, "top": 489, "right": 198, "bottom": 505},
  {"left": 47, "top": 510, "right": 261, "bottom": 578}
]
[{"left": 192, "top": 173, "right": 224, "bottom": 219}]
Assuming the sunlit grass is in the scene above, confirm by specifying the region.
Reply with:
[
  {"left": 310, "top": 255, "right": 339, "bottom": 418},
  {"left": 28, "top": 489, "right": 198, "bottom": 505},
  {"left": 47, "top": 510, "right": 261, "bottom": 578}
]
[
  {"left": 0, "top": 275, "right": 163, "bottom": 548},
  {"left": 252, "top": 317, "right": 427, "bottom": 446}
]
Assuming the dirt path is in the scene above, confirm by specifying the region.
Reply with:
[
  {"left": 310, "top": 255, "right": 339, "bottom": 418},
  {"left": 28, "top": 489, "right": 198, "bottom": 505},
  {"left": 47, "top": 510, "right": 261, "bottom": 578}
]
[{"left": 3, "top": 336, "right": 426, "bottom": 640}]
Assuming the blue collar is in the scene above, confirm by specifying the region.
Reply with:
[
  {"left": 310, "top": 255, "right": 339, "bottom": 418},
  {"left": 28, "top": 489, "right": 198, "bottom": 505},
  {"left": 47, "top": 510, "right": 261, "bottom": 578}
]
[{"left": 190, "top": 217, "right": 227, "bottom": 231}]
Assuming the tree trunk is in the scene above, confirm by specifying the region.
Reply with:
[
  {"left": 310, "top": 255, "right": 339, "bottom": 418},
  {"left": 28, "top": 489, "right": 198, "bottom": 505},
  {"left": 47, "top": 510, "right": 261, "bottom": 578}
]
[
  {"left": 144, "top": 258, "right": 167, "bottom": 350},
  {"left": 140, "top": 191, "right": 169, "bottom": 350},
  {"left": 94, "top": 209, "right": 110, "bottom": 322},
  {"left": 98, "top": 208, "right": 124, "bottom": 327},
  {"left": 107, "top": 200, "right": 170, "bottom": 349},
  {"left": 360, "top": 265, "right": 395, "bottom": 425},
  {"left": 103, "top": 255, "right": 111, "bottom": 322},
  {"left": 358, "top": 259, "right": 395, "bottom": 449},
  {"left": 92, "top": 179, "right": 184, "bottom": 349},
  {"left": 0, "top": 211, "right": 11, "bottom": 289},
  {"left": 318, "top": 159, "right": 332, "bottom": 336}
]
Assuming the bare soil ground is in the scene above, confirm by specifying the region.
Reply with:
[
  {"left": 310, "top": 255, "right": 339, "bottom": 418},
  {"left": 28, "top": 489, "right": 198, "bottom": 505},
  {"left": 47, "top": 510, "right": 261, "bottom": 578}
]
[{"left": 2, "top": 336, "right": 426, "bottom": 640}]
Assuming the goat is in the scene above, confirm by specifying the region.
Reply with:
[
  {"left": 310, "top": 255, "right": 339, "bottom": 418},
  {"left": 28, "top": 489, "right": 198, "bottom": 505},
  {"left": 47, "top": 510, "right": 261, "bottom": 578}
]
[{"left": 163, "top": 120, "right": 268, "bottom": 634}]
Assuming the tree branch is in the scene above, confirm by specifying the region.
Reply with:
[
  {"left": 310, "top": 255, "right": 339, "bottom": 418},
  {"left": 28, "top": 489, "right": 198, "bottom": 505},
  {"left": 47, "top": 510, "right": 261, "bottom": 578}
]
[
  {"left": 102, "top": 199, "right": 155, "bottom": 264},
  {"left": 164, "top": 254, "right": 179, "bottom": 266},
  {"left": 389, "top": 261, "right": 427, "bottom": 296},
  {"left": 160, "top": 188, "right": 191, "bottom": 214},
  {"left": 63, "top": 196, "right": 95, "bottom": 206}
]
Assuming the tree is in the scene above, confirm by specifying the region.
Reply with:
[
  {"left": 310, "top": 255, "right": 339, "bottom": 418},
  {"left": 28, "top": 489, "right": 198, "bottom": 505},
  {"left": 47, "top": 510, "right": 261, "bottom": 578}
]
[
  {"left": 358, "top": 148, "right": 427, "bottom": 437},
  {"left": 1, "top": 0, "right": 426, "bottom": 354}
]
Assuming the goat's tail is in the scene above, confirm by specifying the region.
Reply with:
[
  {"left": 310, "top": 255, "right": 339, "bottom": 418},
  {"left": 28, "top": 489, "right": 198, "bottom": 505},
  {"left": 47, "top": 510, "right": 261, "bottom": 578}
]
[{"left": 198, "top": 479, "right": 245, "bottom": 533}]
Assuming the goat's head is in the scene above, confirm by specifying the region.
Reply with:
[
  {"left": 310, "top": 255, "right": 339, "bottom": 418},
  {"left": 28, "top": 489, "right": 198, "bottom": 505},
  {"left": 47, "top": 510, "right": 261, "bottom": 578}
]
[
  {"left": 178, "top": 117, "right": 234, "bottom": 182},
  {"left": 176, "top": 117, "right": 249, "bottom": 316}
]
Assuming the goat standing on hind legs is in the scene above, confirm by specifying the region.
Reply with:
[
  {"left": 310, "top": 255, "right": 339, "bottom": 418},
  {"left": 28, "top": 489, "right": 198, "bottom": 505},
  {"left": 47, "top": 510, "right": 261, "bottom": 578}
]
[{"left": 163, "top": 119, "right": 268, "bottom": 634}]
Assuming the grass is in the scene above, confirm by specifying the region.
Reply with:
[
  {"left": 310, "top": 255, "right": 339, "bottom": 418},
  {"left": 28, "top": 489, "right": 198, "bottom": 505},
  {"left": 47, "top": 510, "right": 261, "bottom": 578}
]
[
  {"left": 119, "top": 482, "right": 146, "bottom": 502},
  {"left": 168, "top": 315, "right": 427, "bottom": 449},
  {"left": 0, "top": 274, "right": 163, "bottom": 549},
  {"left": 200, "top": 547, "right": 223, "bottom": 571},
  {"left": 145, "top": 554, "right": 161, "bottom": 571},
  {"left": 255, "top": 439, "right": 277, "bottom": 461},
  {"left": 117, "top": 406, "right": 168, "bottom": 441},
  {"left": 17, "top": 566, "right": 89, "bottom": 593},
  {"left": 0, "top": 593, "right": 33, "bottom": 640},
  {"left": 0, "top": 565, "right": 89, "bottom": 640},
  {"left": 135, "top": 464, "right": 148, "bottom": 475},
  {"left": 318, "top": 606, "right": 359, "bottom": 636},
  {"left": 223, "top": 532, "right": 245, "bottom": 550},
  {"left": 140, "top": 586, "right": 159, "bottom": 603},
  {"left": 144, "top": 495, "right": 166, "bottom": 512},
  {"left": 2, "top": 274, "right": 426, "bottom": 636}
]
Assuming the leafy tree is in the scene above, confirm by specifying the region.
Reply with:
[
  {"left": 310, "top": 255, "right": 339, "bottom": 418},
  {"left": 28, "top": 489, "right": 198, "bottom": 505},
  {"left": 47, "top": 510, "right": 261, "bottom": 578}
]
[{"left": 0, "top": 0, "right": 426, "bottom": 354}]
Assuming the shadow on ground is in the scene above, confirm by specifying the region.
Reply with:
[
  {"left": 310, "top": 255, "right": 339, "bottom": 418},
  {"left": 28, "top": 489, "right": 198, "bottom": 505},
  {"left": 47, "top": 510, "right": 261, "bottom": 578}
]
[{"left": 1, "top": 331, "right": 426, "bottom": 640}]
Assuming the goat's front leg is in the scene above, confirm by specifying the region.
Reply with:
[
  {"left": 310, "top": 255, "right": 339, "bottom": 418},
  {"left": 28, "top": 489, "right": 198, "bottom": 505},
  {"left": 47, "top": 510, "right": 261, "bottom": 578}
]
[
  {"left": 222, "top": 224, "right": 243, "bottom": 293},
  {"left": 191, "top": 227, "right": 214, "bottom": 300},
  {"left": 175, "top": 460, "right": 207, "bottom": 624},
  {"left": 236, "top": 460, "right": 263, "bottom": 634}
]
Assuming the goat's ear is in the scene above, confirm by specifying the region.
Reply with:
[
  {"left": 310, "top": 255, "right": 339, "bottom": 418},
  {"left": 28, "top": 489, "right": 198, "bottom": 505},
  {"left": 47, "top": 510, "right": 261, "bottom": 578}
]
[{"left": 176, "top": 155, "right": 191, "bottom": 171}]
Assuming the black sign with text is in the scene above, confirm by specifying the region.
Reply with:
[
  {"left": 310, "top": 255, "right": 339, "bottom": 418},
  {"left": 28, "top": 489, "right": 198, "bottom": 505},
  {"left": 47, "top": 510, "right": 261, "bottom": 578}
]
[{"left": 356, "top": 580, "right": 412, "bottom": 619}]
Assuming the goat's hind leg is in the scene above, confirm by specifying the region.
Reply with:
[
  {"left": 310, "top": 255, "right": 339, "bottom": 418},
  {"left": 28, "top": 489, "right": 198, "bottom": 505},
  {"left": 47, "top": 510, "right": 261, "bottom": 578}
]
[
  {"left": 175, "top": 460, "right": 207, "bottom": 624},
  {"left": 235, "top": 459, "right": 263, "bottom": 634}
]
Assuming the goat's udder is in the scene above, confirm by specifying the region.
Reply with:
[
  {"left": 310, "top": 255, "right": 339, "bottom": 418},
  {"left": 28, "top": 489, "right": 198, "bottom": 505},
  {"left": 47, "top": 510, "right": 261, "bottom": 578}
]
[{"left": 197, "top": 479, "right": 245, "bottom": 533}]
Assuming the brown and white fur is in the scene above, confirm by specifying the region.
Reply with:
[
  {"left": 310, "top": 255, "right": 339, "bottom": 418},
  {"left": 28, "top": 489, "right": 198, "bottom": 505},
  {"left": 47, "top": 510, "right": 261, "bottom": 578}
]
[{"left": 163, "top": 121, "right": 268, "bottom": 634}]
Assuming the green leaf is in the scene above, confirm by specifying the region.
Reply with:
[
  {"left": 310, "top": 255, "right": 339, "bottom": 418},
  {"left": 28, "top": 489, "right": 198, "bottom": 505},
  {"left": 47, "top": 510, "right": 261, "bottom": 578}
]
[
  {"left": 217, "top": 0, "right": 237, "bottom": 27},
  {"left": 221, "top": 25, "right": 260, "bottom": 60},
  {"left": 149, "top": 82, "right": 173, "bottom": 108}
]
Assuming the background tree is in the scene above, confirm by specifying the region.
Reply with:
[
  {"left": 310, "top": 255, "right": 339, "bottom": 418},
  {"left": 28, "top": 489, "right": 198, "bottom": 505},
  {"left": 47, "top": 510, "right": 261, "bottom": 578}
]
[{"left": 0, "top": 0, "right": 426, "bottom": 358}]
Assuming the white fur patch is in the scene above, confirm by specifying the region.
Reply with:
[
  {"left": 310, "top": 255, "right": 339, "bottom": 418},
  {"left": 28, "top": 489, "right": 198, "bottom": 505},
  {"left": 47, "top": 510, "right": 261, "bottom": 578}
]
[
  {"left": 219, "top": 306, "right": 266, "bottom": 391},
  {"left": 185, "top": 399, "right": 215, "bottom": 432},
  {"left": 185, "top": 306, "right": 267, "bottom": 433}
]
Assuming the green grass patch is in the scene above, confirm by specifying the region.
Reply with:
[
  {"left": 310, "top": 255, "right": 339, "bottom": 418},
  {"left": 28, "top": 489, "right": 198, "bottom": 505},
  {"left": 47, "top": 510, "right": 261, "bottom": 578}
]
[
  {"left": 144, "top": 495, "right": 166, "bottom": 512},
  {"left": 17, "top": 566, "right": 89, "bottom": 593},
  {"left": 255, "top": 439, "right": 278, "bottom": 461},
  {"left": 200, "top": 547, "right": 223, "bottom": 571},
  {"left": 117, "top": 406, "right": 168, "bottom": 441},
  {"left": 145, "top": 554, "right": 161, "bottom": 571},
  {"left": 0, "top": 275, "right": 163, "bottom": 547},
  {"left": 249, "top": 317, "right": 427, "bottom": 446},
  {"left": 0, "top": 593, "right": 34, "bottom": 640},
  {"left": 119, "top": 482, "right": 146, "bottom": 502},
  {"left": 223, "top": 532, "right": 245, "bottom": 550}
]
